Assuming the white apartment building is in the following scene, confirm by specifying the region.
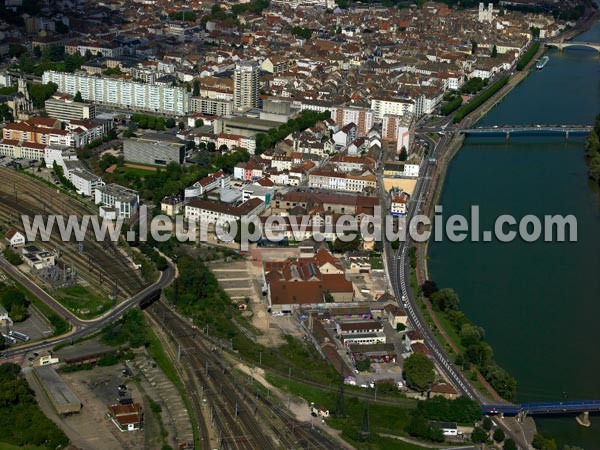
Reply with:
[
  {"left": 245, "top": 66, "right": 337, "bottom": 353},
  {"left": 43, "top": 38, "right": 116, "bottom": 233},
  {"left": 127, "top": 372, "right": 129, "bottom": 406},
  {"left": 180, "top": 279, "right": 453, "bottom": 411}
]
[
  {"left": 95, "top": 184, "right": 139, "bottom": 219},
  {"left": 44, "top": 145, "right": 77, "bottom": 169},
  {"left": 42, "top": 71, "right": 190, "bottom": 115},
  {"left": 308, "top": 169, "right": 377, "bottom": 193},
  {"left": 184, "top": 170, "right": 230, "bottom": 198},
  {"left": 371, "top": 98, "right": 415, "bottom": 120},
  {"left": 63, "top": 161, "right": 104, "bottom": 196},
  {"left": 185, "top": 198, "right": 265, "bottom": 229}
]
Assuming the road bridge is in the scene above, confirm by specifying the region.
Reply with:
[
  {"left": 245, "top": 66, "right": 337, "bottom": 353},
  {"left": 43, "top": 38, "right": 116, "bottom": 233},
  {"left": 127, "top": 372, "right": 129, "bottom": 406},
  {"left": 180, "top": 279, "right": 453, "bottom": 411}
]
[
  {"left": 545, "top": 41, "right": 600, "bottom": 53},
  {"left": 461, "top": 124, "right": 592, "bottom": 140},
  {"left": 483, "top": 400, "right": 600, "bottom": 426}
]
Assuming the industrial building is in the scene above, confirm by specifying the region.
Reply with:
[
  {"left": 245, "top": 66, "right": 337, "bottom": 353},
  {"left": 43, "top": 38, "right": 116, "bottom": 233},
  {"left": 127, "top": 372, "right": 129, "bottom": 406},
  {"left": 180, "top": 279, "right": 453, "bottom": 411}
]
[{"left": 34, "top": 365, "right": 82, "bottom": 415}]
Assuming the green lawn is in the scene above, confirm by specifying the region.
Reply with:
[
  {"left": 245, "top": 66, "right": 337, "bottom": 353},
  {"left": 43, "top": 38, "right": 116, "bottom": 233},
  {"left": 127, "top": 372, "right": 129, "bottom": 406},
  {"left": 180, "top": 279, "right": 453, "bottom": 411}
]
[
  {"left": 54, "top": 285, "right": 112, "bottom": 318},
  {"left": 116, "top": 166, "right": 157, "bottom": 178},
  {"left": 369, "top": 254, "right": 384, "bottom": 270}
]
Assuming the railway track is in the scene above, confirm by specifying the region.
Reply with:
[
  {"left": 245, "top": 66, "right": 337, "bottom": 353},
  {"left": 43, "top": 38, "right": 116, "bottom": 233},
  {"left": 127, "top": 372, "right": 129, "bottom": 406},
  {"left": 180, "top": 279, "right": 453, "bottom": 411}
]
[
  {"left": 148, "top": 301, "right": 345, "bottom": 450},
  {"left": 0, "top": 168, "right": 144, "bottom": 298}
]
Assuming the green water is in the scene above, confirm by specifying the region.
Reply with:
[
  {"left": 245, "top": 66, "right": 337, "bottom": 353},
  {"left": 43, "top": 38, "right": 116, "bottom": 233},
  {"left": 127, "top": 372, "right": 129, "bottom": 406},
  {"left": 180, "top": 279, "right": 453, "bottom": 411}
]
[{"left": 428, "top": 23, "right": 600, "bottom": 450}]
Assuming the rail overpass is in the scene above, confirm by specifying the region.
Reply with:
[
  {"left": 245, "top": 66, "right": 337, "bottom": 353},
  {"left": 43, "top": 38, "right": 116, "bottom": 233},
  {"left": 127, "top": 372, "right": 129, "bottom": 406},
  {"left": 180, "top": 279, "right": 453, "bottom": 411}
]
[
  {"left": 545, "top": 41, "right": 600, "bottom": 53},
  {"left": 461, "top": 124, "right": 592, "bottom": 140}
]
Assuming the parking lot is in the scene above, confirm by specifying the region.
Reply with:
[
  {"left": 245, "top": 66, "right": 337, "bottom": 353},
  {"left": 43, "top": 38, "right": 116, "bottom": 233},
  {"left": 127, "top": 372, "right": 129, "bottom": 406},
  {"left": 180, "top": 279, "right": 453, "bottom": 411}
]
[{"left": 11, "top": 306, "right": 54, "bottom": 342}]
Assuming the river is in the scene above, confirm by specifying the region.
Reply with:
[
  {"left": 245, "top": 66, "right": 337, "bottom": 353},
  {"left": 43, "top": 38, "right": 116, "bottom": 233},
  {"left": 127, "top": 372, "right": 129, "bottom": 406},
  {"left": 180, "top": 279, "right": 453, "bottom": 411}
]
[{"left": 428, "top": 15, "right": 600, "bottom": 450}]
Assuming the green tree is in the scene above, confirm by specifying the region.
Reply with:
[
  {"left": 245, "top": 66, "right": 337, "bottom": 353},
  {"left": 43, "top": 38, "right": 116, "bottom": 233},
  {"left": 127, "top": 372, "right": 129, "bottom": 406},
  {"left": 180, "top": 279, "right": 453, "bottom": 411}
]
[
  {"left": 532, "top": 433, "right": 557, "bottom": 450},
  {"left": 503, "top": 438, "right": 517, "bottom": 450},
  {"left": 491, "top": 45, "right": 498, "bottom": 57},
  {"left": 3, "top": 248, "right": 23, "bottom": 266},
  {"left": 193, "top": 79, "right": 200, "bottom": 96},
  {"left": 471, "top": 426, "right": 488, "bottom": 443},
  {"left": 493, "top": 428, "right": 505, "bottom": 442},
  {"left": 27, "top": 82, "right": 58, "bottom": 109},
  {"left": 73, "top": 91, "right": 83, "bottom": 102},
  {"left": 403, "top": 353, "right": 435, "bottom": 392},
  {"left": 178, "top": 121, "right": 185, "bottom": 130},
  {"left": 0, "top": 333, "right": 4, "bottom": 350},
  {"left": 195, "top": 118, "right": 204, "bottom": 128},
  {"left": 430, "top": 288, "right": 460, "bottom": 312},
  {"left": 399, "top": 146, "right": 408, "bottom": 161},
  {"left": 460, "top": 323, "right": 483, "bottom": 347},
  {"left": 482, "top": 416, "right": 492, "bottom": 431}
]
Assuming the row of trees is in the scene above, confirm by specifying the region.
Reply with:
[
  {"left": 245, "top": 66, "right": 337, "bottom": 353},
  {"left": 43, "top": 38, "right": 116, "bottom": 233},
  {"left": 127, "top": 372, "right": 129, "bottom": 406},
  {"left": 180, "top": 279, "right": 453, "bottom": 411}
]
[
  {"left": 0, "top": 364, "right": 69, "bottom": 449},
  {"left": 441, "top": 95, "right": 462, "bottom": 116},
  {"left": 131, "top": 113, "right": 179, "bottom": 131},
  {"left": 102, "top": 148, "right": 249, "bottom": 203},
  {"left": 516, "top": 42, "right": 541, "bottom": 71},
  {"left": 255, "top": 110, "right": 331, "bottom": 154},
  {"left": 423, "top": 282, "right": 517, "bottom": 400},
  {"left": 585, "top": 114, "right": 600, "bottom": 184},
  {"left": 453, "top": 76, "right": 509, "bottom": 123}
]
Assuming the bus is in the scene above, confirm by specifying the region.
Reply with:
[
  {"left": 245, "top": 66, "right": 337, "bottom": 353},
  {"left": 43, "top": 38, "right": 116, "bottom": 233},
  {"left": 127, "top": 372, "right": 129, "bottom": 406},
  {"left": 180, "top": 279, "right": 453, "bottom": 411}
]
[
  {"left": 9, "top": 330, "right": 30, "bottom": 342},
  {"left": 1, "top": 334, "right": 17, "bottom": 345}
]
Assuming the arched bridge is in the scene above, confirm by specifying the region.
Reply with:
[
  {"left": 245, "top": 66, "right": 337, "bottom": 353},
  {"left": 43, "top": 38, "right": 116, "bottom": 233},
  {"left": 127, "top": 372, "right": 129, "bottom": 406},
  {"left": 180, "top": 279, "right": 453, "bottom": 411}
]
[{"left": 545, "top": 41, "right": 600, "bottom": 53}]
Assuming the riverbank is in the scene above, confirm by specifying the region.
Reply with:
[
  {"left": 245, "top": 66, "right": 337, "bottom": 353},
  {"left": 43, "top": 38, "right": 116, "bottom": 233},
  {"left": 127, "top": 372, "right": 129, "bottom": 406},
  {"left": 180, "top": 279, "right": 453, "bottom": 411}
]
[{"left": 413, "top": 6, "right": 600, "bottom": 406}]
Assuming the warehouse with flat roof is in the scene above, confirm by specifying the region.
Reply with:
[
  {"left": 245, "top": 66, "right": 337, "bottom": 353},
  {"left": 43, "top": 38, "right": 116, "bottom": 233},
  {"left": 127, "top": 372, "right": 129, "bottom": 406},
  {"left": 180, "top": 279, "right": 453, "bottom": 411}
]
[{"left": 34, "top": 365, "right": 81, "bottom": 415}]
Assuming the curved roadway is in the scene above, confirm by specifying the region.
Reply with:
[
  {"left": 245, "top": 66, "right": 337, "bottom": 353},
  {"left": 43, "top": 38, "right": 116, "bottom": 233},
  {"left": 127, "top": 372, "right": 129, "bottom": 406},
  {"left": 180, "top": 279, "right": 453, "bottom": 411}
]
[{"left": 0, "top": 260, "right": 175, "bottom": 358}]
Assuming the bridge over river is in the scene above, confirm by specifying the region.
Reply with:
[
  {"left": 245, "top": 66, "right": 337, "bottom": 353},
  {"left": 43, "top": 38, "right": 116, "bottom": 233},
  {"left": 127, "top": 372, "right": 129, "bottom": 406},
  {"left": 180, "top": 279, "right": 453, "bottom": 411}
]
[
  {"left": 461, "top": 124, "right": 592, "bottom": 140},
  {"left": 482, "top": 400, "right": 600, "bottom": 427},
  {"left": 545, "top": 41, "right": 600, "bottom": 53}
]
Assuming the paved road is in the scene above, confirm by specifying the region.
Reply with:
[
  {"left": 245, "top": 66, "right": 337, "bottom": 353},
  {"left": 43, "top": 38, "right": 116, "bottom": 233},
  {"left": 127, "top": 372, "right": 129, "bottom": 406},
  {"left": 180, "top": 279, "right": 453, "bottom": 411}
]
[
  {"left": 378, "top": 130, "right": 482, "bottom": 403},
  {"left": 0, "top": 262, "right": 175, "bottom": 358}
]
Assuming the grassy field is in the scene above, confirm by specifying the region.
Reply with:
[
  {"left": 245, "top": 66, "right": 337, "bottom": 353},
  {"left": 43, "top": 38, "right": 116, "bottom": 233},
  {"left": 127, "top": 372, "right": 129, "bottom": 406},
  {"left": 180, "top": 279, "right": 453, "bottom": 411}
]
[
  {"left": 267, "top": 374, "right": 418, "bottom": 439},
  {"left": 54, "top": 285, "right": 111, "bottom": 318},
  {"left": 0, "top": 443, "right": 44, "bottom": 450}
]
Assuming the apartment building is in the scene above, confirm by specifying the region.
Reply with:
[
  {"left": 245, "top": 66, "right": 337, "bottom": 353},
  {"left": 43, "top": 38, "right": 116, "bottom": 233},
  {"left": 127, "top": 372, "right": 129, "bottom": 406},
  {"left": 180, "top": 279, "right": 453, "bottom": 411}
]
[
  {"left": 42, "top": 71, "right": 190, "bottom": 115},
  {"left": 184, "top": 169, "right": 230, "bottom": 198},
  {"left": 190, "top": 97, "right": 232, "bottom": 116},
  {"left": 308, "top": 169, "right": 377, "bottom": 193},
  {"left": 63, "top": 160, "right": 104, "bottom": 196},
  {"left": 333, "top": 106, "right": 374, "bottom": 136},
  {"left": 45, "top": 97, "right": 97, "bottom": 121},
  {"left": 233, "top": 60, "right": 259, "bottom": 111},
  {"left": 95, "top": 184, "right": 139, "bottom": 219},
  {"left": 184, "top": 198, "right": 265, "bottom": 228},
  {"left": 382, "top": 114, "right": 415, "bottom": 153},
  {"left": 371, "top": 97, "right": 415, "bottom": 120}
]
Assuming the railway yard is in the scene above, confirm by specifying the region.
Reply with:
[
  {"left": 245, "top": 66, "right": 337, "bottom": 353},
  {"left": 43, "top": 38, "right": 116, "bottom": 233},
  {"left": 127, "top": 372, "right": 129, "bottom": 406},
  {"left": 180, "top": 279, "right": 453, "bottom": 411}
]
[
  {"left": 0, "top": 167, "right": 145, "bottom": 301},
  {"left": 147, "top": 300, "right": 346, "bottom": 450}
]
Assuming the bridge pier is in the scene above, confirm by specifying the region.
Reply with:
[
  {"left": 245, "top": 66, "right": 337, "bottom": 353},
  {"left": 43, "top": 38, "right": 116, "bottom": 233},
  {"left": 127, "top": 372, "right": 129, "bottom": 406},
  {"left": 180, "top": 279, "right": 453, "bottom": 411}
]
[
  {"left": 576, "top": 411, "right": 591, "bottom": 427},
  {"left": 505, "top": 131, "right": 510, "bottom": 142},
  {"left": 565, "top": 130, "right": 569, "bottom": 141}
]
